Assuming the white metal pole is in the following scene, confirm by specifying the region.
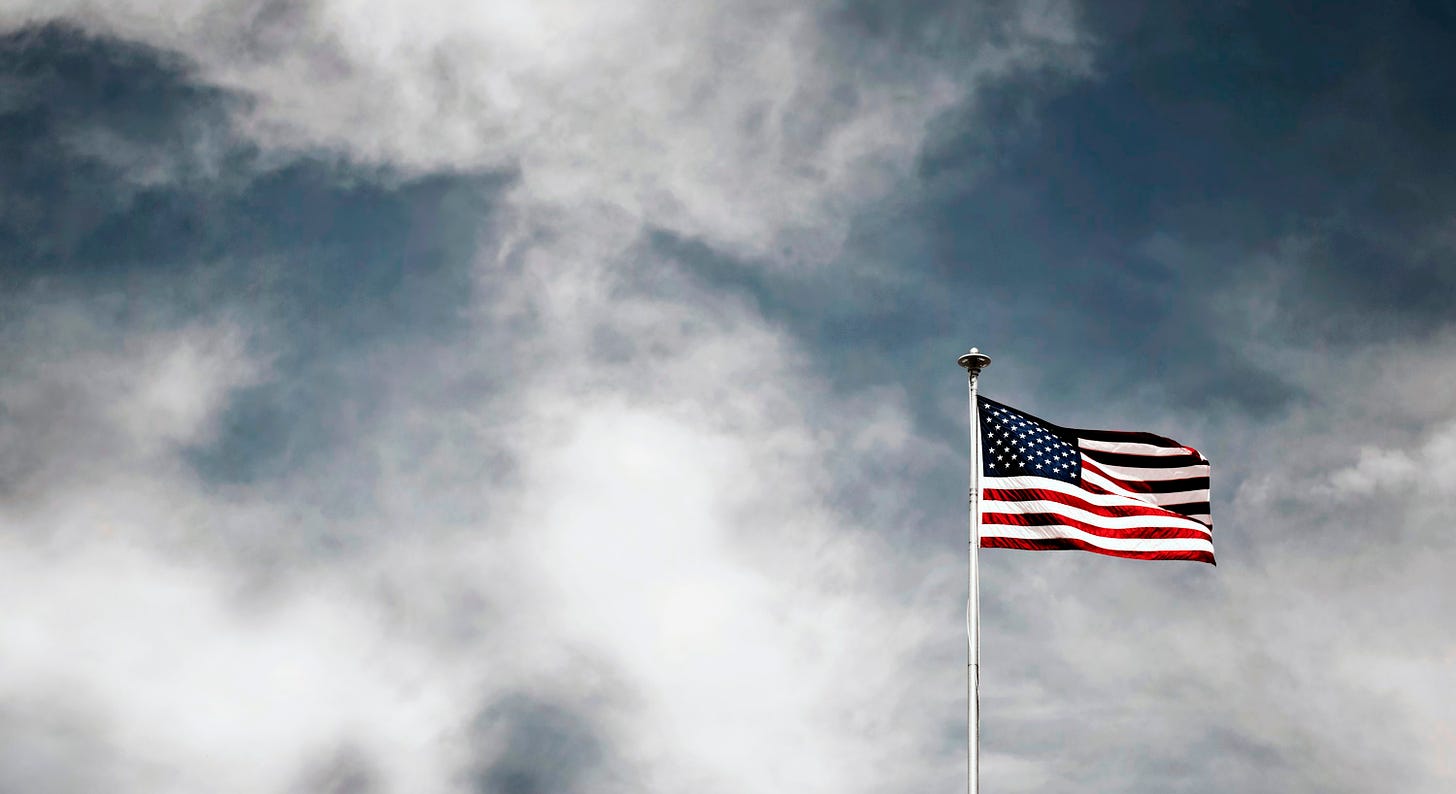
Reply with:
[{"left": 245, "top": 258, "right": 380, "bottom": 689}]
[{"left": 958, "top": 347, "right": 991, "bottom": 794}]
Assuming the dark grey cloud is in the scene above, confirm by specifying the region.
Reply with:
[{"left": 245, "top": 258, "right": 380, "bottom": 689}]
[
  {"left": 0, "top": 25, "right": 244, "bottom": 278},
  {"left": 0, "top": 25, "right": 512, "bottom": 500},
  {"left": 919, "top": 0, "right": 1456, "bottom": 384},
  {"left": 468, "top": 695, "right": 612, "bottom": 794},
  {"left": 181, "top": 166, "right": 504, "bottom": 487},
  {"left": 292, "top": 744, "right": 381, "bottom": 794},
  {"left": 644, "top": 1, "right": 1456, "bottom": 432}
]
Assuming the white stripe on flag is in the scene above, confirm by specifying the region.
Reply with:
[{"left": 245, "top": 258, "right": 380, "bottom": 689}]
[
  {"left": 1077, "top": 438, "right": 1197, "bottom": 457},
  {"left": 1083, "top": 461, "right": 1210, "bottom": 482}
]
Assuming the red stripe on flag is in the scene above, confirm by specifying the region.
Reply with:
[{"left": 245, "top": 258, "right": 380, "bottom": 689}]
[{"left": 982, "top": 536, "right": 1216, "bottom": 564}]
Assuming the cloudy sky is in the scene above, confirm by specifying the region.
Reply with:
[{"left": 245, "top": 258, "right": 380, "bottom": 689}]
[{"left": 2, "top": 2, "right": 1454, "bottom": 792}]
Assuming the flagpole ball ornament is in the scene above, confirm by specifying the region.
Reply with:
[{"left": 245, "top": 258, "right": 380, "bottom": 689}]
[{"left": 958, "top": 348, "right": 991, "bottom": 375}]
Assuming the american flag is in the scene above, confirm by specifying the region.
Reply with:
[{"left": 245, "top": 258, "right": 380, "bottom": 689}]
[{"left": 977, "top": 397, "right": 1214, "bottom": 564}]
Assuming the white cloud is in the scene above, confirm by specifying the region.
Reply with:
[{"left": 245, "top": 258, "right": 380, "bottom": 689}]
[
  {"left": 0, "top": 538, "right": 479, "bottom": 794},
  {"left": 0, "top": 0, "right": 1087, "bottom": 261},
  {"left": 0, "top": 268, "right": 972, "bottom": 793},
  {"left": 1327, "top": 443, "right": 1421, "bottom": 495},
  {"left": 0, "top": 301, "right": 261, "bottom": 503}
]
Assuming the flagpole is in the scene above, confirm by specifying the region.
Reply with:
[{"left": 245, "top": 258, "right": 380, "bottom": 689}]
[{"left": 958, "top": 347, "right": 991, "bottom": 794}]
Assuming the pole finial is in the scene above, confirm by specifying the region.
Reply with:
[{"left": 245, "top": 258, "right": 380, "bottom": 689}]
[{"left": 957, "top": 347, "right": 991, "bottom": 376}]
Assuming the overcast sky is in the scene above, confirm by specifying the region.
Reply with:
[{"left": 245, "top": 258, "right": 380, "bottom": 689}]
[{"left": 2, "top": 2, "right": 1454, "bottom": 793}]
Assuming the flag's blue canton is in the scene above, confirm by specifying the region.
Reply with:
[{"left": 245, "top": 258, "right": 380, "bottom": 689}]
[{"left": 979, "top": 400, "right": 1082, "bottom": 484}]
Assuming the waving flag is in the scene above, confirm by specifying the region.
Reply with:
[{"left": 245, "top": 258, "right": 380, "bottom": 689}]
[{"left": 977, "top": 396, "right": 1214, "bottom": 564}]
